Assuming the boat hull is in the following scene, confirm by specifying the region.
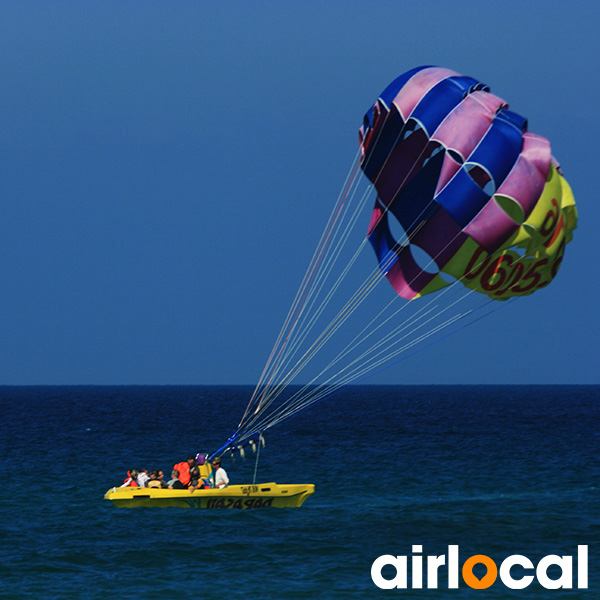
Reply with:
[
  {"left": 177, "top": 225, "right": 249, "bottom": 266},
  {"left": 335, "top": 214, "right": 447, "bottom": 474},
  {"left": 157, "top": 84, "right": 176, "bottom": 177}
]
[{"left": 104, "top": 482, "right": 315, "bottom": 509}]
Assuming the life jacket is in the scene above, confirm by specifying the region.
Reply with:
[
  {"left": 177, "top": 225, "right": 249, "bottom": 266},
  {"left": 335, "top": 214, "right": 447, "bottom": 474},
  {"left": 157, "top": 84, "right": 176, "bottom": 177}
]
[
  {"left": 173, "top": 461, "right": 191, "bottom": 486},
  {"left": 123, "top": 471, "right": 139, "bottom": 487}
]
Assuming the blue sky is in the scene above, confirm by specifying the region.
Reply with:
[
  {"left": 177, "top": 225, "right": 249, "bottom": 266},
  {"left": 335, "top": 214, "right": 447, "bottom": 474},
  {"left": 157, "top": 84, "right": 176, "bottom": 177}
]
[{"left": 0, "top": 1, "right": 597, "bottom": 385}]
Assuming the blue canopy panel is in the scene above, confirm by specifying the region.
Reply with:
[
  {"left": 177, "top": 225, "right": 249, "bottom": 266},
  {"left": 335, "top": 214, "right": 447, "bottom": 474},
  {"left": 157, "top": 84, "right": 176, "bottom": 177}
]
[
  {"left": 436, "top": 113, "right": 524, "bottom": 227},
  {"left": 368, "top": 210, "right": 401, "bottom": 275},
  {"left": 360, "top": 71, "right": 488, "bottom": 192},
  {"left": 388, "top": 148, "right": 446, "bottom": 237},
  {"left": 410, "top": 75, "right": 484, "bottom": 136}
]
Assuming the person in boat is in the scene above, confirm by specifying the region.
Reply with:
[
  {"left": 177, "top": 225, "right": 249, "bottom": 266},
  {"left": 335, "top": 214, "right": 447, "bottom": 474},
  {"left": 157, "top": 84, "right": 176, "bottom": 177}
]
[
  {"left": 156, "top": 469, "right": 169, "bottom": 488},
  {"left": 120, "top": 469, "right": 139, "bottom": 487},
  {"left": 137, "top": 468, "right": 149, "bottom": 488},
  {"left": 147, "top": 470, "right": 162, "bottom": 488},
  {"left": 187, "top": 466, "right": 200, "bottom": 488},
  {"left": 188, "top": 466, "right": 210, "bottom": 493},
  {"left": 211, "top": 457, "right": 229, "bottom": 489},
  {"left": 173, "top": 455, "right": 196, "bottom": 487},
  {"left": 167, "top": 469, "right": 185, "bottom": 490}
]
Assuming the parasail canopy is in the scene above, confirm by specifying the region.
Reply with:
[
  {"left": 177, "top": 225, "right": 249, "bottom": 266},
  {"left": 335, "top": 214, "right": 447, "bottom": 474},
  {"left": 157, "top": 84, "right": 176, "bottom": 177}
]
[
  {"left": 360, "top": 66, "right": 577, "bottom": 301},
  {"left": 211, "top": 66, "right": 577, "bottom": 459}
]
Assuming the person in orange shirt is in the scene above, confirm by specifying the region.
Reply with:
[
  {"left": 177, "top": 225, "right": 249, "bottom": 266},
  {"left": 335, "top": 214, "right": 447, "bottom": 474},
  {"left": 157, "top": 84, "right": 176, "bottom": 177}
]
[
  {"left": 173, "top": 455, "right": 197, "bottom": 487},
  {"left": 120, "top": 469, "right": 139, "bottom": 487}
]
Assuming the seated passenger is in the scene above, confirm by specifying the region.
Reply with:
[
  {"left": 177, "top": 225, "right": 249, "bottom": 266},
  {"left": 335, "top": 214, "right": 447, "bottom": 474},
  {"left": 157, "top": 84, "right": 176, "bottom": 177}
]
[
  {"left": 120, "top": 469, "right": 139, "bottom": 487},
  {"left": 188, "top": 466, "right": 210, "bottom": 492},
  {"left": 173, "top": 455, "right": 196, "bottom": 487},
  {"left": 167, "top": 469, "right": 185, "bottom": 490},
  {"left": 157, "top": 470, "right": 168, "bottom": 488},
  {"left": 147, "top": 470, "right": 162, "bottom": 488},
  {"left": 187, "top": 466, "right": 200, "bottom": 487},
  {"left": 137, "top": 468, "right": 149, "bottom": 488}
]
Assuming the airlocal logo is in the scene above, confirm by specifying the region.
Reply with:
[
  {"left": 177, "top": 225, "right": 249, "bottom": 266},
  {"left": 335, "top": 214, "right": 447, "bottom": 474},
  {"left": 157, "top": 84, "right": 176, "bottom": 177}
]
[{"left": 372, "top": 545, "right": 588, "bottom": 590}]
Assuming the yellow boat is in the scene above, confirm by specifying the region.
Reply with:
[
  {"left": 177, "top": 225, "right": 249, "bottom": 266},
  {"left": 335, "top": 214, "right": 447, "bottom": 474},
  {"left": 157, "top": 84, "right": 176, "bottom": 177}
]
[{"left": 104, "top": 482, "right": 315, "bottom": 509}]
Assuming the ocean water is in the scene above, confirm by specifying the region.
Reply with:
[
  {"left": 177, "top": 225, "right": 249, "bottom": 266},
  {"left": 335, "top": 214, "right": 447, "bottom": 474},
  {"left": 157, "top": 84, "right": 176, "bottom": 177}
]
[{"left": 0, "top": 385, "right": 597, "bottom": 598}]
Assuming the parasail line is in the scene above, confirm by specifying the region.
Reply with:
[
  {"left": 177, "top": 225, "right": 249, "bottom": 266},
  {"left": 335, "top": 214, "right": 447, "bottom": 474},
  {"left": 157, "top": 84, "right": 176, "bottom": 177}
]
[{"left": 240, "top": 151, "right": 363, "bottom": 425}]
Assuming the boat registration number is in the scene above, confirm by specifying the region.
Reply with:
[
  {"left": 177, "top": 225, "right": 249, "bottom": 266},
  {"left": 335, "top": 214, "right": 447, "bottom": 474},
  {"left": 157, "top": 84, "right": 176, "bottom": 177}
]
[{"left": 206, "top": 497, "right": 274, "bottom": 509}]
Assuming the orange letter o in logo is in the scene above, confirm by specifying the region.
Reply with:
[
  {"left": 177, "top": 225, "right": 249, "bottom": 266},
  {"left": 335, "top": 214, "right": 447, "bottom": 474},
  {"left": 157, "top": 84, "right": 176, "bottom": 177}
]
[{"left": 462, "top": 555, "right": 498, "bottom": 589}]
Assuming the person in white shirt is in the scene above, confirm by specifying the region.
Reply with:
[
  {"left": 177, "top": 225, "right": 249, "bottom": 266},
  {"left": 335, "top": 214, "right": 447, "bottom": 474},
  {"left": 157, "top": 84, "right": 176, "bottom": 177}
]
[
  {"left": 137, "top": 468, "right": 149, "bottom": 488},
  {"left": 211, "top": 457, "right": 229, "bottom": 488}
]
